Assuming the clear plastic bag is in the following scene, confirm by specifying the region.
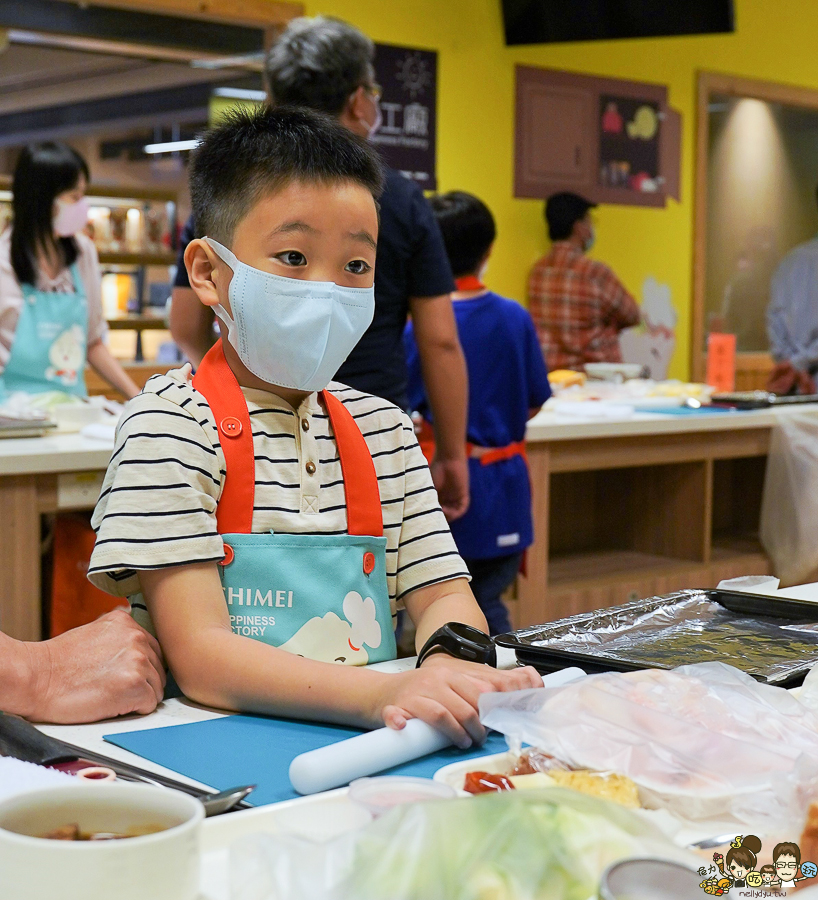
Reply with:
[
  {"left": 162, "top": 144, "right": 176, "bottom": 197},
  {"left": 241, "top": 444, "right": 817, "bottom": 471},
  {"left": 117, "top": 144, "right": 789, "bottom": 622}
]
[
  {"left": 479, "top": 662, "right": 818, "bottom": 830},
  {"left": 229, "top": 788, "right": 697, "bottom": 900},
  {"left": 760, "top": 411, "right": 818, "bottom": 586}
]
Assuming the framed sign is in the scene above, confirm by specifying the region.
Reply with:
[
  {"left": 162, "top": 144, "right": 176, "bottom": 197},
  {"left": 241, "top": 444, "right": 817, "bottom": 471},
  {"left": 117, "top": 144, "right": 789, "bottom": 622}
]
[{"left": 372, "top": 43, "right": 437, "bottom": 189}]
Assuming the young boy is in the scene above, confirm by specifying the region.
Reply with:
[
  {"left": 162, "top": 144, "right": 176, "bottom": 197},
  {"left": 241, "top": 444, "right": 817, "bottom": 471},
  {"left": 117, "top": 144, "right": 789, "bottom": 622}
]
[
  {"left": 88, "top": 108, "right": 540, "bottom": 748},
  {"left": 404, "top": 191, "right": 551, "bottom": 635}
]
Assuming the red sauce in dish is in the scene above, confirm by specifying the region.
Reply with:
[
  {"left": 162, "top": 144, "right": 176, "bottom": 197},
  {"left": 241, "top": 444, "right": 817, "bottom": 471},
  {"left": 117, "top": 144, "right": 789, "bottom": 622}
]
[{"left": 463, "top": 771, "right": 515, "bottom": 794}]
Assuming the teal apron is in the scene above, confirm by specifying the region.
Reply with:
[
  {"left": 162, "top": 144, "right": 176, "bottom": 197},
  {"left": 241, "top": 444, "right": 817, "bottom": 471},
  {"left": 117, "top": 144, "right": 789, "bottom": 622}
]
[
  {"left": 193, "top": 342, "right": 396, "bottom": 666},
  {"left": 2, "top": 262, "right": 88, "bottom": 397}
]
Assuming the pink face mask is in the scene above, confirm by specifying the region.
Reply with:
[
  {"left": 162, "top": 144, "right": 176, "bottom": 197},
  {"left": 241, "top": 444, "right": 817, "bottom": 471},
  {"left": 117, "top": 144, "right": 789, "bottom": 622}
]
[{"left": 53, "top": 197, "right": 89, "bottom": 237}]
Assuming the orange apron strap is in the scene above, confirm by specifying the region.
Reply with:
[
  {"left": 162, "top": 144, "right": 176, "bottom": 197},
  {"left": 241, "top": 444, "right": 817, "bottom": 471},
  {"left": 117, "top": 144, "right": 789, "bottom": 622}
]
[
  {"left": 321, "top": 390, "right": 383, "bottom": 537},
  {"left": 192, "top": 342, "right": 255, "bottom": 535},
  {"left": 478, "top": 440, "right": 527, "bottom": 467}
]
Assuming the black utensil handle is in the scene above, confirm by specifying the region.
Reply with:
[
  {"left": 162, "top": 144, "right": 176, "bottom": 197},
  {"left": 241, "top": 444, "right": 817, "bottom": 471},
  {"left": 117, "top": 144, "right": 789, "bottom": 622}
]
[
  {"left": 0, "top": 712, "right": 75, "bottom": 764},
  {"left": 0, "top": 713, "right": 252, "bottom": 810}
]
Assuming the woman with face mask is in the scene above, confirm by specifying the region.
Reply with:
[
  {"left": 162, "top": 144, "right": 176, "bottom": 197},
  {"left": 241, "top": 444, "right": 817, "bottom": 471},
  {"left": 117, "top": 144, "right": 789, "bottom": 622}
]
[{"left": 0, "top": 143, "right": 140, "bottom": 399}]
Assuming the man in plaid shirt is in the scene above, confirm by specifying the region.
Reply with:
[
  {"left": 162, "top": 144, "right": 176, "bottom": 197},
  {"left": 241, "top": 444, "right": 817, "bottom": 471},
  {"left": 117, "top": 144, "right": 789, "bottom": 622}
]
[{"left": 527, "top": 192, "right": 640, "bottom": 371}]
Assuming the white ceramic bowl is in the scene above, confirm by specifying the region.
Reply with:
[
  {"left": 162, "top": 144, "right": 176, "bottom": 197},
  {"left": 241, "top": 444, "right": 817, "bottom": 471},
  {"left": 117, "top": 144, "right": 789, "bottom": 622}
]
[
  {"left": 584, "top": 362, "right": 644, "bottom": 381},
  {"left": 0, "top": 783, "right": 204, "bottom": 900}
]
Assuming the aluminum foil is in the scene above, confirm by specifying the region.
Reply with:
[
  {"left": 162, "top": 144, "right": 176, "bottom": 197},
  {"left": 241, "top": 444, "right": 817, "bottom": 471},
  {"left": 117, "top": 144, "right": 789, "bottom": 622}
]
[{"left": 511, "top": 590, "right": 818, "bottom": 684}]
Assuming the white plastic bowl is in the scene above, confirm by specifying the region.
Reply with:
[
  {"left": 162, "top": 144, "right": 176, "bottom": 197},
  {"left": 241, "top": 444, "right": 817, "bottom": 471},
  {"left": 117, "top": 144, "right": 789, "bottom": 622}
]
[
  {"left": 348, "top": 776, "right": 456, "bottom": 817},
  {"left": 0, "top": 783, "right": 204, "bottom": 900}
]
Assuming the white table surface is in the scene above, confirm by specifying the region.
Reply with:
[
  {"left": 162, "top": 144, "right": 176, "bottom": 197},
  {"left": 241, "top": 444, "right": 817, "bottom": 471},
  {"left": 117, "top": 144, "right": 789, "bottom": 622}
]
[
  {"left": 2, "top": 403, "right": 818, "bottom": 478},
  {"left": 525, "top": 399, "right": 818, "bottom": 442},
  {"left": 0, "top": 431, "right": 113, "bottom": 475}
]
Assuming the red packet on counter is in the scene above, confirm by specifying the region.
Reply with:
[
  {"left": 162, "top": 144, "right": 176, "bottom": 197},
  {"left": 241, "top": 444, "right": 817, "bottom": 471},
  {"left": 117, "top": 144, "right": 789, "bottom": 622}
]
[{"left": 706, "top": 333, "right": 736, "bottom": 393}]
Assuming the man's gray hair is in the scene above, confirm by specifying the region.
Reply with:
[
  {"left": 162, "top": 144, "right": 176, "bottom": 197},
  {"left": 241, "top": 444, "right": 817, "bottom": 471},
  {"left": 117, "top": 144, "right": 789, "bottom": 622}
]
[{"left": 266, "top": 16, "right": 375, "bottom": 117}]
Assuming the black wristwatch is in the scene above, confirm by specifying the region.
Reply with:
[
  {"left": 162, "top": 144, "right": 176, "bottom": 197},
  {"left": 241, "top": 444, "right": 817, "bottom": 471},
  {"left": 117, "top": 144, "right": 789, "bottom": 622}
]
[{"left": 416, "top": 622, "right": 497, "bottom": 668}]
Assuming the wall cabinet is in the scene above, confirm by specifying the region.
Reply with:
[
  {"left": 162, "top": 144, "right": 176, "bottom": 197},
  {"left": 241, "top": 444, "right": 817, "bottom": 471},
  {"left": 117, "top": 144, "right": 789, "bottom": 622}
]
[{"left": 515, "top": 66, "right": 682, "bottom": 207}]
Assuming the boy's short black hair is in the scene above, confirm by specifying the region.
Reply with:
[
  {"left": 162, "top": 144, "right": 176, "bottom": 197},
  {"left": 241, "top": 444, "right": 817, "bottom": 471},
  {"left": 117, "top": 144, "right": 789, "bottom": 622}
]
[
  {"left": 429, "top": 191, "right": 496, "bottom": 279},
  {"left": 190, "top": 105, "right": 384, "bottom": 244}
]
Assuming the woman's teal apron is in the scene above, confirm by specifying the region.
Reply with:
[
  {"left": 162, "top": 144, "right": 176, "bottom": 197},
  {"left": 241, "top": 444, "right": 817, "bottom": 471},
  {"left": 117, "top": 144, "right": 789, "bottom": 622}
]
[
  {"left": 2, "top": 263, "right": 88, "bottom": 397},
  {"left": 193, "top": 342, "right": 396, "bottom": 666}
]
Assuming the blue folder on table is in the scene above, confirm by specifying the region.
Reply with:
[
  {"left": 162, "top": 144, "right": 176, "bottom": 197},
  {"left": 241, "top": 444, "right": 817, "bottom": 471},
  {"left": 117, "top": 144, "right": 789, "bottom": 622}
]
[{"left": 105, "top": 715, "right": 508, "bottom": 806}]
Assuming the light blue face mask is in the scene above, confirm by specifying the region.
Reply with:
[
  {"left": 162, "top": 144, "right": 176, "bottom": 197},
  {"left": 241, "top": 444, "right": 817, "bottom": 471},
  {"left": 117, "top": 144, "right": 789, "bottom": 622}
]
[{"left": 205, "top": 237, "right": 375, "bottom": 392}]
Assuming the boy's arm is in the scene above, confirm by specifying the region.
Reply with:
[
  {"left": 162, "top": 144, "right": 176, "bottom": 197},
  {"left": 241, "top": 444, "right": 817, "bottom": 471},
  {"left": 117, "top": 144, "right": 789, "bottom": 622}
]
[{"left": 140, "top": 564, "right": 539, "bottom": 748}]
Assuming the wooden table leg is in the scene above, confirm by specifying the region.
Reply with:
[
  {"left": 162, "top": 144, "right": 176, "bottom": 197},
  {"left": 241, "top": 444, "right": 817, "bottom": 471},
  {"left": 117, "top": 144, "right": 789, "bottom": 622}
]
[
  {"left": 514, "top": 445, "right": 550, "bottom": 629},
  {"left": 0, "top": 475, "right": 42, "bottom": 641}
]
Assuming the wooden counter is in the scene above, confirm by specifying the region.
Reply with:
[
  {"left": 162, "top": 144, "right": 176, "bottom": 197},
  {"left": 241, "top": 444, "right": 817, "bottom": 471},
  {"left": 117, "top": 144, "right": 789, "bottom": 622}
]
[
  {"left": 1, "top": 403, "right": 815, "bottom": 643},
  {"left": 512, "top": 404, "right": 818, "bottom": 630}
]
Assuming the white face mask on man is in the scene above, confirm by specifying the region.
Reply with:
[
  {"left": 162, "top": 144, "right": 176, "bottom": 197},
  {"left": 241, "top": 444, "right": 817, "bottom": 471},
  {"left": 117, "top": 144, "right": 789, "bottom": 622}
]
[{"left": 204, "top": 238, "right": 375, "bottom": 392}]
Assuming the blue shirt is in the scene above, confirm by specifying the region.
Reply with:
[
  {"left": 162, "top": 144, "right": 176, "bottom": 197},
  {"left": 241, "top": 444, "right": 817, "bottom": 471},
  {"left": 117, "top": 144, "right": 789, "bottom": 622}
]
[
  {"left": 768, "top": 237, "right": 818, "bottom": 371},
  {"left": 405, "top": 291, "right": 551, "bottom": 559},
  {"left": 174, "top": 168, "right": 454, "bottom": 409}
]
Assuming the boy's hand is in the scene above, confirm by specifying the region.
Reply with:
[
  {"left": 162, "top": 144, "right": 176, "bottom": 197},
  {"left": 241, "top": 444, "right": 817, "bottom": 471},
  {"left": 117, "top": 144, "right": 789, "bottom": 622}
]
[{"left": 378, "top": 657, "right": 542, "bottom": 749}]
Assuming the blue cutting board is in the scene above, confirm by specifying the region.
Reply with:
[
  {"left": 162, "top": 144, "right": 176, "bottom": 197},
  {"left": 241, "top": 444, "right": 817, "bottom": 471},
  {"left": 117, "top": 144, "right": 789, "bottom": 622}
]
[{"left": 104, "top": 715, "right": 509, "bottom": 806}]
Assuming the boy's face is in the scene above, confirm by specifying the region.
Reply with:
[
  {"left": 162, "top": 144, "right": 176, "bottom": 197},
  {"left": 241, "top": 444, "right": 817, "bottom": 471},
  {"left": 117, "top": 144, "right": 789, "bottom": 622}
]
[{"left": 214, "top": 179, "right": 377, "bottom": 312}]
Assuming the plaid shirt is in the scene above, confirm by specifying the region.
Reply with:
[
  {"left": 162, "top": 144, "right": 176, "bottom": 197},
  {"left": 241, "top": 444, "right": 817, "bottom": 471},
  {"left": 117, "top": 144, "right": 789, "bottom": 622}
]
[{"left": 527, "top": 242, "right": 640, "bottom": 370}]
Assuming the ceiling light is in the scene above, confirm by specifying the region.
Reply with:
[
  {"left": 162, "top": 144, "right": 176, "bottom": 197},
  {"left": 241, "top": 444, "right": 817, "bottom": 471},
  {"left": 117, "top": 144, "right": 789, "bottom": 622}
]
[
  {"left": 143, "top": 139, "right": 200, "bottom": 154},
  {"left": 212, "top": 87, "right": 266, "bottom": 101}
]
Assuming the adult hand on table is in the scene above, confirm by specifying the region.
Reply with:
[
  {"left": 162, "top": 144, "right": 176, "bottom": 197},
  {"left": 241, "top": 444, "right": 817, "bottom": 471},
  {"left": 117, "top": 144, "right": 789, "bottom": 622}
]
[
  {"left": 23, "top": 609, "right": 166, "bottom": 723},
  {"left": 377, "top": 655, "right": 542, "bottom": 749}
]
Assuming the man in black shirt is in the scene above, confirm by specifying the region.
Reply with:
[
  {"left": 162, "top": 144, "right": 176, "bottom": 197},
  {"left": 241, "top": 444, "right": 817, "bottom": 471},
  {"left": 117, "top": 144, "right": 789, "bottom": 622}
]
[{"left": 170, "top": 16, "right": 469, "bottom": 519}]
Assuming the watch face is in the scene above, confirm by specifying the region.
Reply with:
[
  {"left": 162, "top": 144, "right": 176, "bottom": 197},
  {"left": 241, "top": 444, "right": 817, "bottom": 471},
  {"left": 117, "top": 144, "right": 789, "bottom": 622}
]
[
  {"left": 445, "top": 622, "right": 496, "bottom": 664},
  {"left": 448, "top": 622, "right": 494, "bottom": 650},
  {"left": 416, "top": 622, "right": 497, "bottom": 668}
]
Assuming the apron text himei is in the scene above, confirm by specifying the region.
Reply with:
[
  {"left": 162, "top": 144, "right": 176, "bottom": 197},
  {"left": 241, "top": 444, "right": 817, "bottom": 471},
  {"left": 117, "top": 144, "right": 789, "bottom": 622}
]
[{"left": 223, "top": 587, "right": 294, "bottom": 608}]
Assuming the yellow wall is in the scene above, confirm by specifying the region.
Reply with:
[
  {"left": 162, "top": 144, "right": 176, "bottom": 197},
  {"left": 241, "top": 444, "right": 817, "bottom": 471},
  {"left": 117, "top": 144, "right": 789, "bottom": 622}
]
[{"left": 299, "top": 0, "right": 818, "bottom": 378}]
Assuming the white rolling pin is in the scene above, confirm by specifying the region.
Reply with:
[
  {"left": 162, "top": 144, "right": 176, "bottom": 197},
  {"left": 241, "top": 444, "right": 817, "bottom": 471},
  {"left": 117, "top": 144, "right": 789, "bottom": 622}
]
[
  {"left": 288, "top": 666, "right": 586, "bottom": 795},
  {"left": 289, "top": 718, "right": 451, "bottom": 795}
]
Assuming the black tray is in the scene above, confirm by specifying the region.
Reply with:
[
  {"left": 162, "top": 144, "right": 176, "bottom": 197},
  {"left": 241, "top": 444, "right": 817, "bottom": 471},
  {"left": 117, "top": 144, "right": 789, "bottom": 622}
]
[
  {"left": 495, "top": 589, "right": 818, "bottom": 687},
  {"left": 711, "top": 391, "right": 818, "bottom": 409}
]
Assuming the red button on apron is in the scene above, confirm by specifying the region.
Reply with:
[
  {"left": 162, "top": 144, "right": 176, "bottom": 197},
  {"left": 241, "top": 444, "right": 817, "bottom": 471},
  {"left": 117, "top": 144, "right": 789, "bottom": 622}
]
[
  {"left": 220, "top": 416, "right": 242, "bottom": 438},
  {"left": 363, "top": 551, "right": 375, "bottom": 575},
  {"left": 220, "top": 543, "right": 235, "bottom": 566}
]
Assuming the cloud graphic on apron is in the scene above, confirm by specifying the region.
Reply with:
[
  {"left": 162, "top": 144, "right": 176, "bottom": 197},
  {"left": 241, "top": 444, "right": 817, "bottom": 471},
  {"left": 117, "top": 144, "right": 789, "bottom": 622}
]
[
  {"left": 278, "top": 592, "right": 382, "bottom": 665},
  {"left": 343, "top": 590, "right": 382, "bottom": 651},
  {"left": 45, "top": 325, "right": 85, "bottom": 386}
]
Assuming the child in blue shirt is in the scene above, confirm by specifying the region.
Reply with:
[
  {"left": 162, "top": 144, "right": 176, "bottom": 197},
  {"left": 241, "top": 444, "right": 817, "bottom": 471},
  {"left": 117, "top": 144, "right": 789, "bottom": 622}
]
[{"left": 405, "top": 191, "right": 551, "bottom": 634}]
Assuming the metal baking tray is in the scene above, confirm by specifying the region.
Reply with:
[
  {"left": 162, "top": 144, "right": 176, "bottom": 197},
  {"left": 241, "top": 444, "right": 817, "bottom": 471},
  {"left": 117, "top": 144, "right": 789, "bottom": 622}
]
[
  {"left": 495, "top": 589, "right": 818, "bottom": 686},
  {"left": 711, "top": 390, "right": 818, "bottom": 409}
]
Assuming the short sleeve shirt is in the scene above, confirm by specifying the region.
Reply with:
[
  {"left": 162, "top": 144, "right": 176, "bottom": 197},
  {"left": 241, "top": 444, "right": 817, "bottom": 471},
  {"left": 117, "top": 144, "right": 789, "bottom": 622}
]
[
  {"left": 173, "top": 167, "right": 454, "bottom": 409},
  {"left": 88, "top": 367, "right": 469, "bottom": 621},
  {"left": 527, "top": 242, "right": 640, "bottom": 371},
  {"left": 404, "top": 292, "right": 551, "bottom": 559}
]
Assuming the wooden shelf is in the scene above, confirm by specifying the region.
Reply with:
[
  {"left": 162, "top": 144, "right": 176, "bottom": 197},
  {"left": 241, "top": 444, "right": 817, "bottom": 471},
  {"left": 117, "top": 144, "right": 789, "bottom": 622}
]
[
  {"left": 106, "top": 313, "right": 168, "bottom": 330},
  {"left": 522, "top": 543, "right": 771, "bottom": 624},
  {"left": 98, "top": 250, "right": 176, "bottom": 266},
  {"left": 548, "top": 549, "right": 701, "bottom": 588},
  {"left": 0, "top": 176, "right": 176, "bottom": 204}
]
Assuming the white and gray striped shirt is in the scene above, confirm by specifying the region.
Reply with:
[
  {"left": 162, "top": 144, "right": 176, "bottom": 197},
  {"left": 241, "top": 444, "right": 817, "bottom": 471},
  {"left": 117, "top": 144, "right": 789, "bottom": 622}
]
[{"left": 89, "top": 365, "right": 469, "bottom": 622}]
